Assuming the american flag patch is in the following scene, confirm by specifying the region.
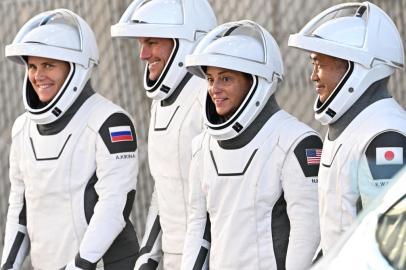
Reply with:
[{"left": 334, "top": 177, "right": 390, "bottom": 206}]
[
  {"left": 109, "top": 126, "right": 133, "bottom": 143},
  {"left": 305, "top": 148, "right": 322, "bottom": 165}
]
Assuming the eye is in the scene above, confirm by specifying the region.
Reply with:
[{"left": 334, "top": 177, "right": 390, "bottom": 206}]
[
  {"left": 45, "top": 63, "right": 54, "bottom": 69},
  {"left": 207, "top": 77, "right": 214, "bottom": 85},
  {"left": 221, "top": 76, "right": 231, "bottom": 83}
]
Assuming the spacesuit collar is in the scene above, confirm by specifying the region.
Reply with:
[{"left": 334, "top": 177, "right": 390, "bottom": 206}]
[
  {"left": 37, "top": 80, "right": 95, "bottom": 135},
  {"left": 218, "top": 95, "right": 280, "bottom": 149},
  {"left": 161, "top": 72, "right": 193, "bottom": 107},
  {"left": 328, "top": 77, "right": 391, "bottom": 140}
]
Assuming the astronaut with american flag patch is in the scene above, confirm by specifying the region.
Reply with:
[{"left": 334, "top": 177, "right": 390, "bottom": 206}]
[
  {"left": 1, "top": 9, "right": 139, "bottom": 270},
  {"left": 289, "top": 1, "right": 406, "bottom": 257}
]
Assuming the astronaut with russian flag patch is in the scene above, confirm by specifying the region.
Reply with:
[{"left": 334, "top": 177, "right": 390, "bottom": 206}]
[
  {"left": 289, "top": 2, "right": 406, "bottom": 256},
  {"left": 2, "top": 9, "right": 139, "bottom": 270}
]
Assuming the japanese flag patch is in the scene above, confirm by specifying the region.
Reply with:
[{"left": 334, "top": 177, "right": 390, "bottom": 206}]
[
  {"left": 376, "top": 147, "right": 403, "bottom": 165},
  {"left": 109, "top": 126, "right": 134, "bottom": 143}
]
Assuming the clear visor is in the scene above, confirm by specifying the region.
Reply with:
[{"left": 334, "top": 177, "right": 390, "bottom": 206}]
[
  {"left": 21, "top": 10, "right": 82, "bottom": 52},
  {"left": 187, "top": 20, "right": 272, "bottom": 80},
  {"left": 121, "top": 0, "right": 184, "bottom": 25},
  {"left": 304, "top": 3, "right": 368, "bottom": 48},
  {"left": 210, "top": 21, "right": 266, "bottom": 64}
]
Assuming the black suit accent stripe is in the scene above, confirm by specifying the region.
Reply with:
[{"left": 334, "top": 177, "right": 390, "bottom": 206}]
[
  {"left": 18, "top": 198, "right": 27, "bottom": 226},
  {"left": 138, "top": 216, "right": 162, "bottom": 257},
  {"left": 123, "top": 190, "right": 136, "bottom": 221},
  {"left": 74, "top": 253, "right": 96, "bottom": 270},
  {"left": 203, "top": 213, "right": 211, "bottom": 242},
  {"left": 2, "top": 231, "right": 25, "bottom": 269},
  {"left": 192, "top": 247, "right": 209, "bottom": 270},
  {"left": 271, "top": 193, "right": 290, "bottom": 270},
  {"left": 84, "top": 172, "right": 98, "bottom": 224},
  {"left": 30, "top": 134, "right": 71, "bottom": 161},
  {"left": 210, "top": 149, "right": 258, "bottom": 176},
  {"left": 139, "top": 259, "right": 159, "bottom": 270}
]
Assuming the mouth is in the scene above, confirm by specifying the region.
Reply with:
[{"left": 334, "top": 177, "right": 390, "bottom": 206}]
[
  {"left": 213, "top": 97, "right": 227, "bottom": 106},
  {"left": 37, "top": 84, "right": 54, "bottom": 90},
  {"left": 148, "top": 60, "right": 160, "bottom": 69},
  {"left": 315, "top": 85, "right": 324, "bottom": 94}
]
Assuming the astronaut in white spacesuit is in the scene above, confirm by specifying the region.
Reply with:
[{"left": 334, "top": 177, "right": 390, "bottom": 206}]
[
  {"left": 1, "top": 9, "right": 139, "bottom": 270},
  {"left": 181, "top": 20, "right": 321, "bottom": 270},
  {"left": 289, "top": 1, "right": 406, "bottom": 255},
  {"left": 111, "top": 0, "right": 216, "bottom": 269}
]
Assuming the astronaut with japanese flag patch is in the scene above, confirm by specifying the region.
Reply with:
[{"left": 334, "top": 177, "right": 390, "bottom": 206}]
[
  {"left": 289, "top": 1, "right": 406, "bottom": 256},
  {"left": 2, "top": 9, "right": 139, "bottom": 270}
]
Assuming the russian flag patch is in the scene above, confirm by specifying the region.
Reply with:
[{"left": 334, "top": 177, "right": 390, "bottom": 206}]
[{"left": 109, "top": 126, "right": 133, "bottom": 143}]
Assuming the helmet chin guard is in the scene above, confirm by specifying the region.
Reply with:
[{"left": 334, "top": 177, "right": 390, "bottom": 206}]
[
  {"left": 111, "top": 0, "right": 217, "bottom": 100},
  {"left": 288, "top": 2, "right": 404, "bottom": 125},
  {"left": 185, "top": 20, "right": 284, "bottom": 140},
  {"left": 5, "top": 9, "right": 99, "bottom": 124}
]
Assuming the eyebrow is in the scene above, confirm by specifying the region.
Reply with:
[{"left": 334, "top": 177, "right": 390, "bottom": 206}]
[{"left": 206, "top": 70, "right": 230, "bottom": 77}]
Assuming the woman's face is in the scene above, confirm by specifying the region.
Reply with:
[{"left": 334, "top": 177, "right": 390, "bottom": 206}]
[
  {"left": 27, "top": 56, "right": 70, "bottom": 103},
  {"left": 206, "top": 66, "right": 252, "bottom": 119}
]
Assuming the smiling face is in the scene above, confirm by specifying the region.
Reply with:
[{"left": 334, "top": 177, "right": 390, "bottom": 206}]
[
  {"left": 138, "top": 37, "right": 174, "bottom": 81},
  {"left": 27, "top": 56, "right": 70, "bottom": 103},
  {"left": 310, "top": 52, "right": 348, "bottom": 103},
  {"left": 206, "top": 66, "right": 253, "bottom": 119}
]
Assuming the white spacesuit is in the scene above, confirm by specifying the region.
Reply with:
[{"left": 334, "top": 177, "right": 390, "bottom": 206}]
[
  {"left": 1, "top": 9, "right": 139, "bottom": 270},
  {"left": 181, "top": 20, "right": 321, "bottom": 270},
  {"left": 289, "top": 2, "right": 406, "bottom": 254},
  {"left": 111, "top": 0, "right": 217, "bottom": 269}
]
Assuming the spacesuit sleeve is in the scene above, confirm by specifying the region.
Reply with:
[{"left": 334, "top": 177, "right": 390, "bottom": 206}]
[
  {"left": 281, "top": 133, "right": 322, "bottom": 270},
  {"left": 73, "top": 112, "right": 139, "bottom": 266},
  {"left": 181, "top": 135, "right": 210, "bottom": 270},
  {"left": 358, "top": 131, "right": 406, "bottom": 210},
  {"left": 134, "top": 187, "right": 163, "bottom": 270},
  {"left": 1, "top": 123, "right": 30, "bottom": 270}
]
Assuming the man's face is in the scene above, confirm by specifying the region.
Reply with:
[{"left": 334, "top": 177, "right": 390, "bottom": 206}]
[
  {"left": 138, "top": 37, "right": 174, "bottom": 81},
  {"left": 310, "top": 52, "right": 348, "bottom": 103}
]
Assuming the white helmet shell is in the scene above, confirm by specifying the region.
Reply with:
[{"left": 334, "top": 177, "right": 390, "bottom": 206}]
[
  {"left": 111, "top": 0, "right": 217, "bottom": 100},
  {"left": 5, "top": 9, "right": 99, "bottom": 124},
  {"left": 186, "top": 20, "right": 284, "bottom": 140},
  {"left": 288, "top": 1, "right": 404, "bottom": 125}
]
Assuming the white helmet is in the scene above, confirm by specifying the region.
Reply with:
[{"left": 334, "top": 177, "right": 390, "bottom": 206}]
[
  {"left": 111, "top": 0, "right": 217, "bottom": 100},
  {"left": 5, "top": 9, "right": 99, "bottom": 124},
  {"left": 288, "top": 1, "right": 404, "bottom": 125},
  {"left": 186, "top": 20, "right": 284, "bottom": 141}
]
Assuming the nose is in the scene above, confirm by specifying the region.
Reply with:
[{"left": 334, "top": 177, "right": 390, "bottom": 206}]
[
  {"left": 209, "top": 79, "right": 223, "bottom": 95},
  {"left": 139, "top": 45, "right": 151, "bottom": 61},
  {"left": 310, "top": 66, "right": 318, "bottom": 82},
  {"left": 34, "top": 68, "right": 45, "bottom": 81}
]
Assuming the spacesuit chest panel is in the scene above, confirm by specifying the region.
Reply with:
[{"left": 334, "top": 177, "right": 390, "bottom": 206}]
[
  {"left": 148, "top": 78, "right": 204, "bottom": 179},
  {"left": 21, "top": 97, "right": 98, "bottom": 199},
  {"left": 202, "top": 119, "right": 286, "bottom": 269}
]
